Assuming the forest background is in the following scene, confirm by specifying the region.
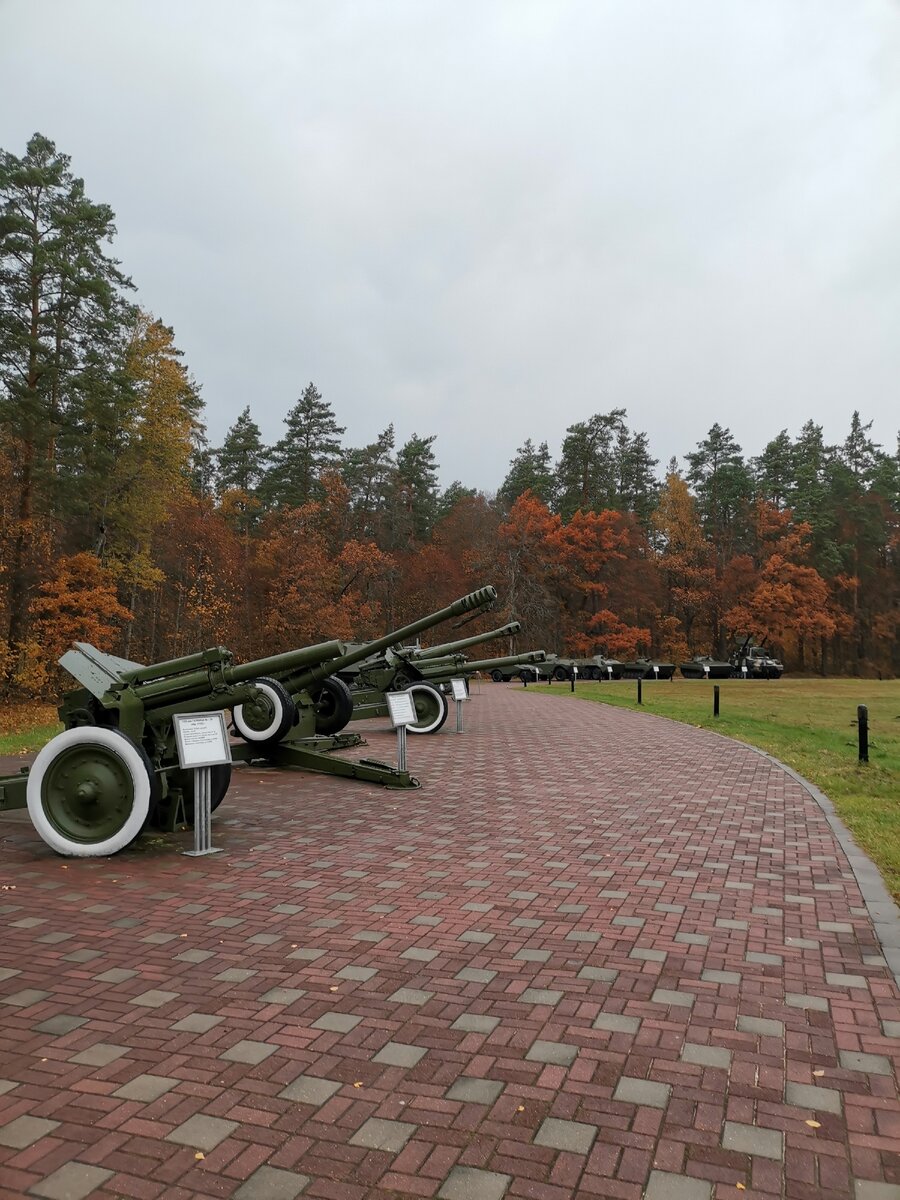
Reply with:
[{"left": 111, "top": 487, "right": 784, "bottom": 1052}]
[{"left": 1, "top": 134, "right": 897, "bottom": 697}]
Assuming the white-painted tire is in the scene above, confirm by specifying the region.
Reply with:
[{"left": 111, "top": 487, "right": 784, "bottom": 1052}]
[
  {"left": 233, "top": 678, "right": 294, "bottom": 743},
  {"left": 406, "top": 683, "right": 449, "bottom": 735},
  {"left": 26, "top": 727, "right": 153, "bottom": 858}
]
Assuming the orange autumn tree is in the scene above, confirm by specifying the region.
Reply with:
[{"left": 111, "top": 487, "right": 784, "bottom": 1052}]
[
  {"left": 651, "top": 471, "right": 717, "bottom": 652},
  {"left": 27, "top": 552, "right": 133, "bottom": 690},
  {"left": 254, "top": 485, "right": 395, "bottom": 652},
  {"left": 723, "top": 500, "right": 836, "bottom": 668}
]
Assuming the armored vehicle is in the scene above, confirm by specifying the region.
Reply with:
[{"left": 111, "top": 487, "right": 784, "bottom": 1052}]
[
  {"left": 619, "top": 657, "right": 677, "bottom": 680},
  {"left": 679, "top": 655, "right": 734, "bottom": 680},
  {"left": 730, "top": 638, "right": 784, "bottom": 679}
]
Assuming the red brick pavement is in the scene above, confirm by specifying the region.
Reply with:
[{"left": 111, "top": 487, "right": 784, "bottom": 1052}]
[{"left": 1, "top": 684, "right": 899, "bottom": 1200}]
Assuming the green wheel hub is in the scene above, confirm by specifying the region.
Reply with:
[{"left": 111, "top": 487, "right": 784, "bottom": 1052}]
[
  {"left": 40, "top": 743, "right": 136, "bottom": 844},
  {"left": 411, "top": 689, "right": 441, "bottom": 727},
  {"left": 242, "top": 693, "right": 276, "bottom": 733}
]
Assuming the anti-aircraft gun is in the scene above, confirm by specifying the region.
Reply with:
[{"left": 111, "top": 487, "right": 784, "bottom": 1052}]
[
  {"left": 229, "top": 586, "right": 500, "bottom": 740},
  {"left": 0, "top": 638, "right": 356, "bottom": 858},
  {"left": 729, "top": 635, "right": 784, "bottom": 679}
]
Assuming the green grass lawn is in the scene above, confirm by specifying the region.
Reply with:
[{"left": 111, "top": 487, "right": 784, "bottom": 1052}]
[
  {"left": 0, "top": 704, "right": 61, "bottom": 756},
  {"left": 531, "top": 677, "right": 900, "bottom": 900}
]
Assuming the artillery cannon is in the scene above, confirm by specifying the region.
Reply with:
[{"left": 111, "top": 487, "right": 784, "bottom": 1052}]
[
  {"left": 417, "top": 650, "right": 547, "bottom": 686},
  {"left": 407, "top": 621, "right": 521, "bottom": 661},
  {"left": 231, "top": 586, "right": 499, "bottom": 740},
  {"left": 0, "top": 638, "right": 359, "bottom": 858}
]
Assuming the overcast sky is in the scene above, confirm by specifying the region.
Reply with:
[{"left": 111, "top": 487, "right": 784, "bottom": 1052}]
[{"left": 2, "top": 0, "right": 898, "bottom": 490}]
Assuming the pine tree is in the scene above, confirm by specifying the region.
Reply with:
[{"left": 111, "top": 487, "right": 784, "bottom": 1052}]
[
  {"left": 343, "top": 424, "right": 396, "bottom": 539},
  {"left": 217, "top": 406, "right": 269, "bottom": 494},
  {"left": 555, "top": 410, "right": 627, "bottom": 519},
  {"left": 391, "top": 433, "right": 439, "bottom": 544},
  {"left": 685, "top": 423, "right": 752, "bottom": 555},
  {"left": 615, "top": 428, "right": 659, "bottom": 525},
  {"left": 752, "top": 430, "right": 794, "bottom": 509},
  {"left": 498, "top": 438, "right": 555, "bottom": 507},
  {"left": 0, "top": 133, "right": 132, "bottom": 658},
  {"left": 261, "top": 382, "right": 345, "bottom": 509}
]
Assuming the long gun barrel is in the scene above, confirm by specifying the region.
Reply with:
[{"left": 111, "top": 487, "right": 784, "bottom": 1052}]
[
  {"left": 61, "top": 640, "right": 345, "bottom": 715},
  {"left": 282, "top": 585, "right": 498, "bottom": 694},
  {"left": 417, "top": 650, "right": 546, "bottom": 679},
  {"left": 409, "top": 621, "right": 521, "bottom": 660}
]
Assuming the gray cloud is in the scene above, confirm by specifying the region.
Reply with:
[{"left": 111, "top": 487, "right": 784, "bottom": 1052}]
[{"left": 3, "top": 0, "right": 898, "bottom": 488}]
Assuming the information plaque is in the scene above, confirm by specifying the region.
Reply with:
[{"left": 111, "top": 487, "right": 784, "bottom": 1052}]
[
  {"left": 173, "top": 712, "right": 232, "bottom": 770},
  {"left": 173, "top": 712, "right": 230, "bottom": 857},
  {"left": 449, "top": 678, "right": 468, "bottom": 702},
  {"left": 386, "top": 690, "right": 417, "bottom": 728}
]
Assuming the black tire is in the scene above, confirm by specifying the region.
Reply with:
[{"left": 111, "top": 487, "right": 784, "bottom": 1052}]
[
  {"left": 233, "top": 677, "right": 296, "bottom": 744},
  {"left": 490, "top": 669, "right": 504, "bottom": 683},
  {"left": 311, "top": 676, "right": 354, "bottom": 735},
  {"left": 552, "top": 666, "right": 569, "bottom": 681},
  {"left": 175, "top": 763, "right": 233, "bottom": 819}
]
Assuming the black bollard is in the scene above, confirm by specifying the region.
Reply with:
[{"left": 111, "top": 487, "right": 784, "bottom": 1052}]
[
  {"left": 858, "top": 704, "right": 869, "bottom": 763},
  {"left": 714, "top": 685, "right": 720, "bottom": 717},
  {"left": 522, "top": 671, "right": 528, "bottom": 688},
  {"left": 637, "top": 677, "right": 643, "bottom": 705}
]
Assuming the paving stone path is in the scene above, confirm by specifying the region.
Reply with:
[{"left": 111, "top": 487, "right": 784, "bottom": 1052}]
[{"left": 1, "top": 684, "right": 899, "bottom": 1200}]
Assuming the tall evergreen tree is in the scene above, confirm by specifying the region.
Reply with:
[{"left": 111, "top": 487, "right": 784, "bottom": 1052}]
[
  {"left": 391, "top": 432, "right": 439, "bottom": 544},
  {"left": 753, "top": 429, "right": 795, "bottom": 509},
  {"left": 615, "top": 427, "right": 659, "bottom": 526},
  {"left": 555, "top": 409, "right": 627, "bottom": 519},
  {"left": 0, "top": 133, "right": 132, "bottom": 656},
  {"left": 685, "top": 423, "right": 752, "bottom": 553},
  {"left": 343, "top": 424, "right": 396, "bottom": 539},
  {"left": 217, "top": 406, "right": 269, "bottom": 494},
  {"left": 260, "top": 382, "right": 345, "bottom": 509},
  {"left": 498, "top": 438, "right": 555, "bottom": 507}
]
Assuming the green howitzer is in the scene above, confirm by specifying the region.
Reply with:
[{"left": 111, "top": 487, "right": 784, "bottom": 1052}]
[
  {"left": 417, "top": 650, "right": 547, "bottom": 685},
  {"left": 407, "top": 621, "right": 521, "bottom": 661},
  {"left": 230, "top": 585, "right": 498, "bottom": 744},
  {"left": 0, "top": 638, "right": 349, "bottom": 858}
]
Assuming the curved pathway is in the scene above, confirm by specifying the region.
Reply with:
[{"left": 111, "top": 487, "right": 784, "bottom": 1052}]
[{"left": 0, "top": 685, "right": 898, "bottom": 1199}]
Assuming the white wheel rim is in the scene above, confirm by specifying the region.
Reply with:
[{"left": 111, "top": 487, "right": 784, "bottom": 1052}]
[
  {"left": 406, "top": 684, "right": 448, "bottom": 735},
  {"left": 233, "top": 682, "right": 285, "bottom": 741},
  {"left": 26, "top": 727, "right": 151, "bottom": 858}
]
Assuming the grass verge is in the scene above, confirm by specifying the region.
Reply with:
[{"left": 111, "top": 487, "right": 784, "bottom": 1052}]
[
  {"left": 530, "top": 677, "right": 900, "bottom": 901},
  {"left": 0, "top": 704, "right": 62, "bottom": 756}
]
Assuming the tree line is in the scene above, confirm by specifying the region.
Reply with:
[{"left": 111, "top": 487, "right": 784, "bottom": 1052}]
[{"left": 1, "top": 134, "right": 897, "bottom": 696}]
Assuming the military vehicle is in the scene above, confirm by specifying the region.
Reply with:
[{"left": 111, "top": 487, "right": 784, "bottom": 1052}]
[
  {"left": 0, "top": 635, "right": 426, "bottom": 859},
  {"left": 679, "top": 655, "right": 734, "bottom": 680},
  {"left": 233, "top": 587, "right": 500, "bottom": 738},
  {"left": 619, "top": 657, "right": 677, "bottom": 680},
  {"left": 730, "top": 637, "right": 784, "bottom": 679}
]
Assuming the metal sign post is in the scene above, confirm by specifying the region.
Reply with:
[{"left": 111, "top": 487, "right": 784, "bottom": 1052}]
[
  {"left": 173, "top": 712, "right": 231, "bottom": 857},
  {"left": 571, "top": 665, "right": 577, "bottom": 693},
  {"left": 386, "top": 691, "right": 417, "bottom": 770},
  {"left": 450, "top": 678, "right": 468, "bottom": 733}
]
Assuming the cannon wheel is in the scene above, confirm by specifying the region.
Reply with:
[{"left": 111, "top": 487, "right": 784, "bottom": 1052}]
[
  {"left": 311, "top": 677, "right": 354, "bottom": 735},
  {"left": 26, "top": 727, "right": 156, "bottom": 857},
  {"left": 233, "top": 677, "right": 296, "bottom": 743},
  {"left": 172, "top": 764, "right": 233, "bottom": 820},
  {"left": 406, "top": 683, "right": 449, "bottom": 735},
  {"left": 552, "top": 665, "right": 570, "bottom": 681},
  {"left": 490, "top": 669, "right": 504, "bottom": 682}
]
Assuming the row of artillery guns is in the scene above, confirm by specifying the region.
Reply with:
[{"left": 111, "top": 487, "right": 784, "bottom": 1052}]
[{"left": 0, "top": 586, "right": 547, "bottom": 858}]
